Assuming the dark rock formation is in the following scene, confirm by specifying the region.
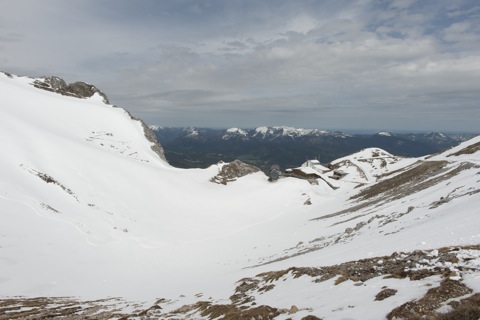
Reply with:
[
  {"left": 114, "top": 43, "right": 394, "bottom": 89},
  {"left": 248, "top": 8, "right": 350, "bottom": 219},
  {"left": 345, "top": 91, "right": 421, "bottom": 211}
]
[
  {"left": 1, "top": 71, "right": 13, "bottom": 78},
  {"left": 211, "top": 160, "right": 261, "bottom": 185},
  {"left": 121, "top": 108, "right": 167, "bottom": 162},
  {"left": 32, "top": 76, "right": 110, "bottom": 104}
]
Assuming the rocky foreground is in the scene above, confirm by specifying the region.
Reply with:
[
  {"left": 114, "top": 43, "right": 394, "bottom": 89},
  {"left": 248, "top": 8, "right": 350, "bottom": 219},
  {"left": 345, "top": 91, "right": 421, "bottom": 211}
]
[{"left": 1, "top": 245, "right": 479, "bottom": 320}]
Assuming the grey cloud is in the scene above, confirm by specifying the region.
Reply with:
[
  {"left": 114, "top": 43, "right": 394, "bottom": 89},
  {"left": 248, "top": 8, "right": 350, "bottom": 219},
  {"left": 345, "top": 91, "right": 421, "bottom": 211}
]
[
  {"left": 0, "top": 0, "right": 478, "bottom": 131},
  {"left": 226, "top": 41, "right": 248, "bottom": 48},
  {"left": 143, "top": 89, "right": 229, "bottom": 108},
  {"left": 109, "top": 21, "right": 479, "bottom": 129},
  {"left": 0, "top": 32, "right": 24, "bottom": 43}
]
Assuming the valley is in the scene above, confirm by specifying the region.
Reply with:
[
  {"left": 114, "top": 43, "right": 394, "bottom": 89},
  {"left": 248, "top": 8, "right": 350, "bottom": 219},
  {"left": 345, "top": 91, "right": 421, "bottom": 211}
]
[
  {"left": 151, "top": 126, "right": 476, "bottom": 172},
  {"left": 0, "top": 72, "right": 479, "bottom": 319}
]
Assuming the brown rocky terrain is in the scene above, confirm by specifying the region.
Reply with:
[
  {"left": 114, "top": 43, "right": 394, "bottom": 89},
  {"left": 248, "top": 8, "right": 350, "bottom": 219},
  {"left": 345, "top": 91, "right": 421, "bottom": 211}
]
[{"left": 1, "top": 245, "right": 478, "bottom": 319}]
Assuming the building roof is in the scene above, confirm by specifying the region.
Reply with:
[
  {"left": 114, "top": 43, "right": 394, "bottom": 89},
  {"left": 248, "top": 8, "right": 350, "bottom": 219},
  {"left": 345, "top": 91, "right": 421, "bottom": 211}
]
[{"left": 302, "top": 160, "right": 330, "bottom": 173}]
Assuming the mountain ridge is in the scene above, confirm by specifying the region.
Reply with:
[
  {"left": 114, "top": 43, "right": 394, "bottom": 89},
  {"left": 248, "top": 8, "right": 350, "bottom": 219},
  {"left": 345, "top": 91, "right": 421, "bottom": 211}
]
[
  {"left": 150, "top": 125, "right": 477, "bottom": 171},
  {"left": 150, "top": 125, "right": 475, "bottom": 142}
]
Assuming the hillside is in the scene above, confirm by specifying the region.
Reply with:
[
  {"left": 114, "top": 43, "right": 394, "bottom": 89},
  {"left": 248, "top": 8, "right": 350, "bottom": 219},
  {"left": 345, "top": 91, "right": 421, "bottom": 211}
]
[
  {"left": 0, "top": 72, "right": 479, "bottom": 319},
  {"left": 150, "top": 126, "right": 476, "bottom": 171}
]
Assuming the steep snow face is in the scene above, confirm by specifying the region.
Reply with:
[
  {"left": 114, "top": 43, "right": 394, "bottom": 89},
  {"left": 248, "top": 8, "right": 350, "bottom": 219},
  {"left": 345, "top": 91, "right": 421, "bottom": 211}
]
[{"left": 1, "top": 73, "right": 184, "bottom": 298}]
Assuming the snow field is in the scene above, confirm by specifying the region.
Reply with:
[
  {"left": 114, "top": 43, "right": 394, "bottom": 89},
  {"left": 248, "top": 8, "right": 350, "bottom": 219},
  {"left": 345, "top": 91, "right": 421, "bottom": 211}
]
[{"left": 1, "top": 73, "right": 479, "bottom": 318}]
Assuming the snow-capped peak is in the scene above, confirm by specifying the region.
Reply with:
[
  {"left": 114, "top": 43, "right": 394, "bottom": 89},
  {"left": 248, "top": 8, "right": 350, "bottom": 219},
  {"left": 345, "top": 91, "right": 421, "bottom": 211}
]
[
  {"left": 222, "top": 127, "right": 249, "bottom": 140},
  {"left": 149, "top": 125, "right": 163, "bottom": 131},
  {"left": 251, "top": 126, "right": 342, "bottom": 140},
  {"left": 183, "top": 127, "right": 199, "bottom": 137},
  {"left": 377, "top": 131, "right": 394, "bottom": 137}
]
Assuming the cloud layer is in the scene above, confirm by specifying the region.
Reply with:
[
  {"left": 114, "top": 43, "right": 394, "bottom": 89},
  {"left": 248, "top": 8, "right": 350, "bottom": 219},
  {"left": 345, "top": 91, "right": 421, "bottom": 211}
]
[{"left": 1, "top": 0, "right": 479, "bottom": 131}]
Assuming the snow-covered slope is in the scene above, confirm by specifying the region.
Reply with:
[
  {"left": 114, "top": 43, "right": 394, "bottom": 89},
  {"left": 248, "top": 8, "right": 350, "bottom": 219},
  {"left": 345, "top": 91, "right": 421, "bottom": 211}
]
[
  {"left": 1, "top": 72, "right": 479, "bottom": 319},
  {"left": 222, "top": 127, "right": 249, "bottom": 141},
  {"left": 1, "top": 73, "right": 349, "bottom": 301},
  {"left": 246, "top": 126, "right": 350, "bottom": 140},
  {"left": 330, "top": 147, "right": 413, "bottom": 184},
  {"left": 0, "top": 72, "right": 308, "bottom": 300}
]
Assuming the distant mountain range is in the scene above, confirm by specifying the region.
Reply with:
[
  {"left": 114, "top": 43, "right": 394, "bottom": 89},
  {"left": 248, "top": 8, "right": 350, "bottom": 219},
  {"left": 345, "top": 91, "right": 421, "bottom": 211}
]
[{"left": 150, "top": 126, "right": 477, "bottom": 171}]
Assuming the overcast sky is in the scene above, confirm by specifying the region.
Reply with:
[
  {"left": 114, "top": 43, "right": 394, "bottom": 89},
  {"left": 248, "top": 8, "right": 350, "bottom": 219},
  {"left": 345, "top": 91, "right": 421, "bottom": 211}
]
[{"left": 1, "top": 0, "right": 479, "bottom": 131}]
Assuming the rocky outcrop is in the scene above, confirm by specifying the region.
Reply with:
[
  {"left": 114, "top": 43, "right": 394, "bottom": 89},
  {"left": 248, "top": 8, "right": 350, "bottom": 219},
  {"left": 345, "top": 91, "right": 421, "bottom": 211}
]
[
  {"left": 1, "top": 246, "right": 478, "bottom": 320},
  {"left": 141, "top": 120, "right": 167, "bottom": 162},
  {"left": 32, "top": 76, "right": 110, "bottom": 104},
  {"left": 1, "top": 71, "right": 13, "bottom": 78},
  {"left": 121, "top": 108, "right": 167, "bottom": 162},
  {"left": 211, "top": 160, "right": 261, "bottom": 185}
]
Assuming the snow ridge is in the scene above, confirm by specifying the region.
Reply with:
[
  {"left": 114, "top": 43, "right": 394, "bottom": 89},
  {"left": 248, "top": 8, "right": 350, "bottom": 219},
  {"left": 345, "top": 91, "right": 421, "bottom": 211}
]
[{"left": 219, "top": 126, "right": 350, "bottom": 141}]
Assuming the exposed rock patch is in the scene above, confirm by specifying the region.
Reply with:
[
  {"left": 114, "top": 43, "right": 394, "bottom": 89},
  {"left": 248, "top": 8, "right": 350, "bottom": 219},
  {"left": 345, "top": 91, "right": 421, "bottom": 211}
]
[
  {"left": 229, "top": 246, "right": 480, "bottom": 320},
  {"left": 195, "top": 301, "right": 279, "bottom": 320},
  {"left": 300, "top": 316, "right": 323, "bottom": 320},
  {"left": 447, "top": 141, "right": 480, "bottom": 157},
  {"left": 0, "top": 297, "right": 137, "bottom": 320},
  {"left": 387, "top": 280, "right": 472, "bottom": 319},
  {"left": 211, "top": 160, "right": 261, "bottom": 184},
  {"left": 1, "top": 71, "right": 13, "bottom": 78},
  {"left": 351, "top": 160, "right": 449, "bottom": 201},
  {"left": 437, "top": 293, "right": 480, "bottom": 320},
  {"left": 314, "top": 160, "right": 478, "bottom": 220},
  {"left": 32, "top": 76, "right": 110, "bottom": 104},
  {"left": 20, "top": 164, "right": 79, "bottom": 202},
  {"left": 0, "top": 246, "right": 478, "bottom": 319},
  {"left": 120, "top": 109, "right": 167, "bottom": 162},
  {"left": 375, "top": 288, "right": 398, "bottom": 301}
]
